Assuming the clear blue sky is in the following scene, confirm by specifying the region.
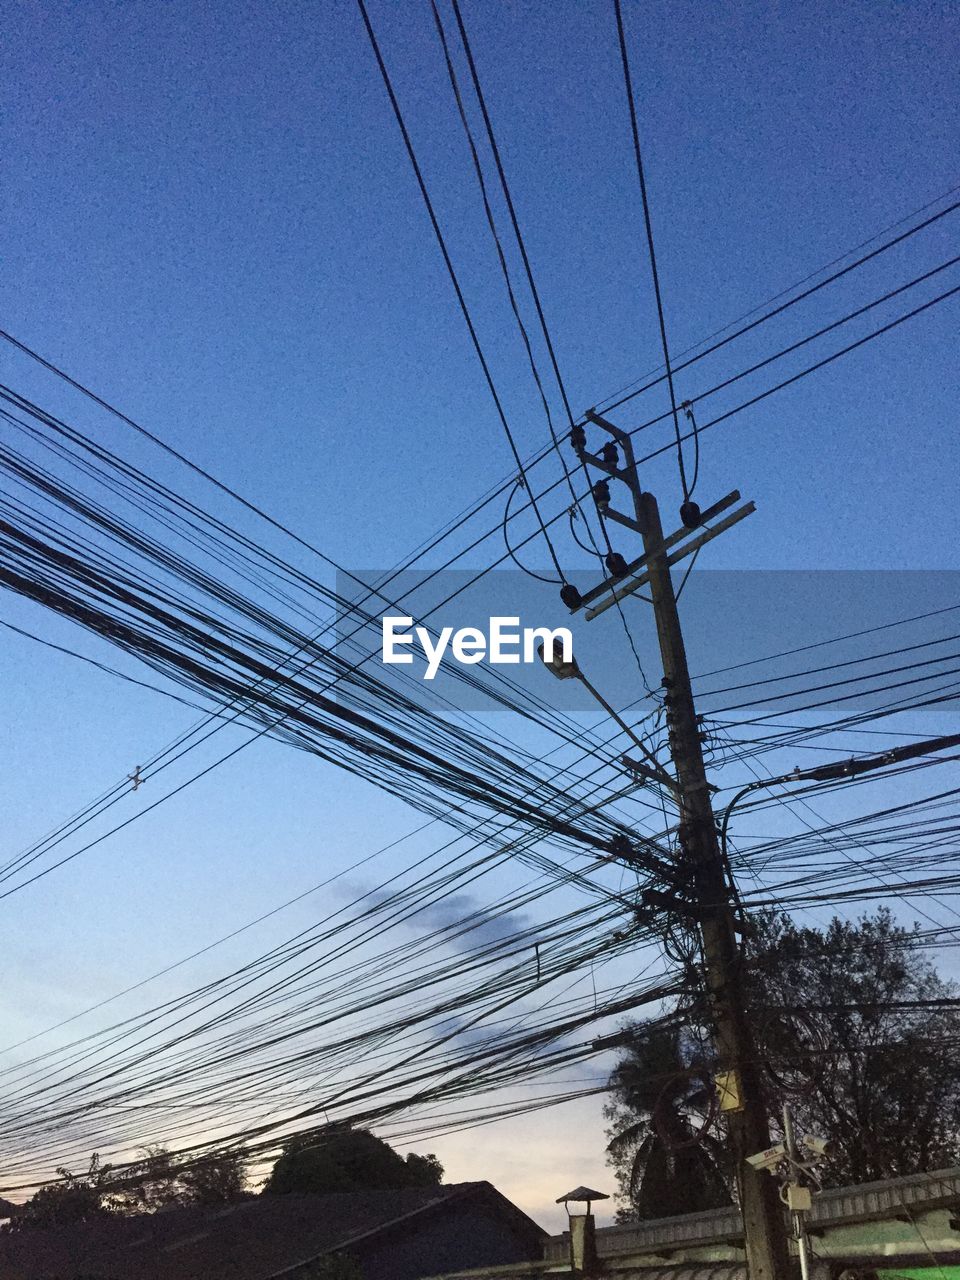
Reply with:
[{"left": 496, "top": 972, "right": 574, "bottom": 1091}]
[{"left": 2, "top": 0, "right": 959, "bottom": 1227}]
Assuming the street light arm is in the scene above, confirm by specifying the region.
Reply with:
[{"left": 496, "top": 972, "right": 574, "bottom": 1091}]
[
  {"left": 576, "top": 669, "right": 679, "bottom": 795},
  {"left": 719, "top": 729, "right": 960, "bottom": 870}
]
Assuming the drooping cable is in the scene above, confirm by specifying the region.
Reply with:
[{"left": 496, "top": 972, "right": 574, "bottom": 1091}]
[
  {"left": 612, "top": 0, "right": 690, "bottom": 499},
  {"left": 355, "top": 0, "right": 565, "bottom": 582}
]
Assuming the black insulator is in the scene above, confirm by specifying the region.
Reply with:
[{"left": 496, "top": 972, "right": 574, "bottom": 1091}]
[
  {"left": 593, "top": 479, "right": 611, "bottom": 510},
  {"left": 570, "top": 424, "right": 587, "bottom": 453},
  {"left": 680, "top": 499, "right": 702, "bottom": 529},
  {"left": 560, "top": 582, "right": 583, "bottom": 610},
  {"left": 605, "top": 551, "right": 629, "bottom": 578},
  {"left": 600, "top": 441, "right": 619, "bottom": 468}
]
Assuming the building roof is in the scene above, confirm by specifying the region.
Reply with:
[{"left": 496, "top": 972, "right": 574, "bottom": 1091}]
[{"left": 0, "top": 1181, "right": 547, "bottom": 1280}]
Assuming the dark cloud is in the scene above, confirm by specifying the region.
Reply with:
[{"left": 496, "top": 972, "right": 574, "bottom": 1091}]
[{"left": 340, "top": 882, "right": 533, "bottom": 951}]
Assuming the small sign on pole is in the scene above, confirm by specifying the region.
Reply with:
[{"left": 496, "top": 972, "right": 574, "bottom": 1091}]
[{"left": 715, "top": 1068, "right": 745, "bottom": 1112}]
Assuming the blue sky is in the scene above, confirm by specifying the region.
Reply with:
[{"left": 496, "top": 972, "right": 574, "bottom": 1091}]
[{"left": 2, "top": 0, "right": 959, "bottom": 1229}]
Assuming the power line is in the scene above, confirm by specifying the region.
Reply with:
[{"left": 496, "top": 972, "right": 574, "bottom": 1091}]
[
  {"left": 596, "top": 197, "right": 960, "bottom": 416},
  {"left": 355, "top": 0, "right": 565, "bottom": 581},
  {"left": 612, "top": 0, "right": 690, "bottom": 500},
  {"left": 691, "top": 603, "right": 960, "bottom": 683},
  {"left": 465, "top": 261, "right": 960, "bottom": 586},
  {"left": 593, "top": 180, "right": 960, "bottom": 413},
  {"left": 442, "top": 0, "right": 633, "bottom": 591}
]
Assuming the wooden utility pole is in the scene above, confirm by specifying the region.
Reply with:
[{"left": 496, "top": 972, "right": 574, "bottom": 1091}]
[
  {"left": 637, "top": 489, "right": 790, "bottom": 1280},
  {"left": 569, "top": 411, "right": 792, "bottom": 1278}
]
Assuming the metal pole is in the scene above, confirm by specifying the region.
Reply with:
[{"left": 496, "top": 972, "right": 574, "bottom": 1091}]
[{"left": 783, "top": 1104, "right": 814, "bottom": 1280}]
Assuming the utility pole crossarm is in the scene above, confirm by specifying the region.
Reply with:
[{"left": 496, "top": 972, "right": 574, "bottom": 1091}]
[
  {"left": 584, "top": 500, "right": 756, "bottom": 621},
  {"left": 568, "top": 489, "right": 746, "bottom": 614}
]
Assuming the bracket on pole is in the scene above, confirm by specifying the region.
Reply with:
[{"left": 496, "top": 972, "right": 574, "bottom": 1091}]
[{"left": 569, "top": 410, "right": 756, "bottom": 620}]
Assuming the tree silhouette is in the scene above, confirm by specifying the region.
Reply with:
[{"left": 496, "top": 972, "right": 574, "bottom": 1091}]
[
  {"left": 110, "top": 1146, "right": 248, "bottom": 1213},
  {"left": 745, "top": 908, "right": 960, "bottom": 1184},
  {"left": 605, "top": 1026, "right": 730, "bottom": 1220},
  {"left": 11, "top": 1155, "right": 115, "bottom": 1230},
  {"left": 9, "top": 1147, "right": 248, "bottom": 1229},
  {"left": 263, "top": 1126, "right": 443, "bottom": 1196},
  {"left": 607, "top": 908, "right": 960, "bottom": 1218}
]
